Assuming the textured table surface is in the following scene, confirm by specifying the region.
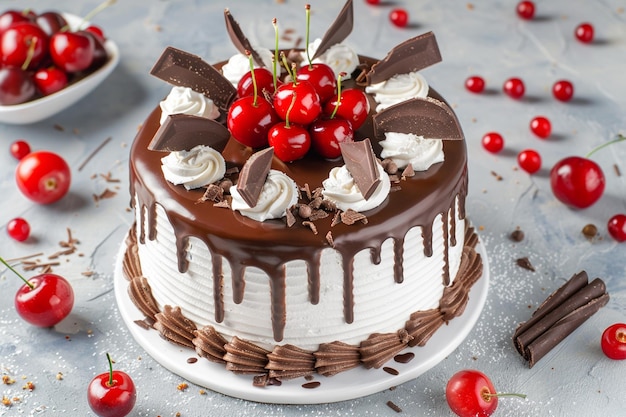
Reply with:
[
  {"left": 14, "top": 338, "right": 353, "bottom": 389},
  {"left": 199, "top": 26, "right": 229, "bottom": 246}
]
[{"left": 1, "top": 0, "right": 625, "bottom": 415}]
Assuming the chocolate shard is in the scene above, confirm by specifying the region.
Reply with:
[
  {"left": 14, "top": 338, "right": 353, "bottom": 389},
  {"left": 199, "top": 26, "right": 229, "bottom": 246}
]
[
  {"left": 513, "top": 271, "right": 610, "bottom": 367},
  {"left": 224, "top": 9, "right": 265, "bottom": 67},
  {"left": 373, "top": 97, "right": 463, "bottom": 140},
  {"left": 150, "top": 46, "right": 237, "bottom": 110},
  {"left": 365, "top": 32, "right": 442, "bottom": 86},
  {"left": 311, "top": 0, "right": 354, "bottom": 61},
  {"left": 340, "top": 138, "right": 381, "bottom": 200},
  {"left": 148, "top": 114, "right": 231, "bottom": 152},
  {"left": 236, "top": 147, "right": 274, "bottom": 207}
]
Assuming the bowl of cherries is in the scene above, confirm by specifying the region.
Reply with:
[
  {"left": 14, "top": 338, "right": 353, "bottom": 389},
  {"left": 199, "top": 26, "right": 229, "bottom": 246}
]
[{"left": 0, "top": 5, "right": 119, "bottom": 124}]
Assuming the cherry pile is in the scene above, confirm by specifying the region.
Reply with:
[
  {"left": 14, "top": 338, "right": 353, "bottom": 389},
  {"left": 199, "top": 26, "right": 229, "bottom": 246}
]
[
  {"left": 0, "top": 5, "right": 111, "bottom": 106},
  {"left": 228, "top": 55, "right": 368, "bottom": 162}
]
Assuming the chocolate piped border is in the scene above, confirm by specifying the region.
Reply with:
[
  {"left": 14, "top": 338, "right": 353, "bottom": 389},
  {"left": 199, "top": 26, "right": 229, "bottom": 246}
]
[{"left": 122, "top": 222, "right": 483, "bottom": 381}]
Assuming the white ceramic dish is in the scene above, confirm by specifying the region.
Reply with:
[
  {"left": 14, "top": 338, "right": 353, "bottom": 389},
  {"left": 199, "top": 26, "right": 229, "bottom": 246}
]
[
  {"left": 114, "top": 236, "right": 490, "bottom": 404},
  {"left": 0, "top": 13, "right": 119, "bottom": 124}
]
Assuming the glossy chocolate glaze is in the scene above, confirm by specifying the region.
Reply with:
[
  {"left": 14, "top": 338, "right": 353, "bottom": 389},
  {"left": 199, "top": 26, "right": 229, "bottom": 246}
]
[{"left": 130, "top": 56, "right": 468, "bottom": 342}]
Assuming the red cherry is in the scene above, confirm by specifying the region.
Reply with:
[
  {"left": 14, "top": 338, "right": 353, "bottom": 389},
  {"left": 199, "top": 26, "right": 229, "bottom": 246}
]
[
  {"left": 530, "top": 116, "right": 551, "bottom": 139},
  {"left": 607, "top": 215, "right": 626, "bottom": 242},
  {"left": 465, "top": 76, "right": 485, "bottom": 93},
  {"left": 550, "top": 156, "right": 605, "bottom": 208},
  {"left": 237, "top": 67, "right": 278, "bottom": 98},
  {"left": 88, "top": 353, "right": 136, "bottom": 417},
  {"left": 503, "top": 77, "right": 525, "bottom": 99},
  {"left": 81, "top": 30, "right": 108, "bottom": 71},
  {"left": 389, "top": 8, "right": 409, "bottom": 28},
  {"left": 309, "top": 117, "right": 354, "bottom": 159},
  {"left": 552, "top": 80, "right": 574, "bottom": 102},
  {"left": 7, "top": 217, "right": 30, "bottom": 242},
  {"left": 323, "top": 88, "right": 370, "bottom": 131},
  {"left": 268, "top": 122, "right": 311, "bottom": 162},
  {"left": 10, "top": 140, "right": 31, "bottom": 160},
  {"left": 227, "top": 96, "right": 279, "bottom": 148},
  {"left": 601, "top": 323, "right": 626, "bottom": 359},
  {"left": 516, "top": 1, "right": 535, "bottom": 20},
  {"left": 297, "top": 63, "right": 337, "bottom": 103},
  {"left": 481, "top": 132, "right": 504, "bottom": 153},
  {"left": 0, "top": 67, "right": 36, "bottom": 105},
  {"left": 0, "top": 22, "right": 49, "bottom": 70},
  {"left": 34, "top": 66, "right": 69, "bottom": 96},
  {"left": 517, "top": 149, "right": 541, "bottom": 174},
  {"left": 49, "top": 30, "right": 95, "bottom": 73},
  {"left": 36, "top": 11, "right": 68, "bottom": 36},
  {"left": 366, "top": 0, "right": 381, "bottom": 4},
  {"left": 273, "top": 80, "right": 321, "bottom": 126},
  {"left": 0, "top": 10, "right": 35, "bottom": 36},
  {"left": 84, "top": 25, "right": 106, "bottom": 42},
  {"left": 575, "top": 23, "right": 594, "bottom": 43},
  {"left": 446, "top": 370, "right": 498, "bottom": 417},
  {"left": 15, "top": 150, "right": 71, "bottom": 205}
]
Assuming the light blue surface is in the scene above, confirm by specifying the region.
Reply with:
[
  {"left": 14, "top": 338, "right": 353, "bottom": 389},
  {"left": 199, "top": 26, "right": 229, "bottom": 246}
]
[{"left": 1, "top": 1, "right": 625, "bottom": 415}]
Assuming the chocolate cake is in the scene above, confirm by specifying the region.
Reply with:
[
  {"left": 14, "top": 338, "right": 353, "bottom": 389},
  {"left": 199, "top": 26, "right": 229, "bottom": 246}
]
[{"left": 122, "top": 0, "right": 483, "bottom": 382}]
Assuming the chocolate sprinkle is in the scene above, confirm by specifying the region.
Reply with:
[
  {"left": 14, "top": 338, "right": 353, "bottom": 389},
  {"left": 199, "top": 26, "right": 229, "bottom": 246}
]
[
  {"left": 516, "top": 257, "right": 535, "bottom": 272},
  {"left": 373, "top": 97, "right": 463, "bottom": 141},
  {"left": 383, "top": 366, "right": 399, "bottom": 376},
  {"left": 150, "top": 46, "right": 236, "bottom": 111},
  {"left": 236, "top": 147, "right": 274, "bottom": 207},
  {"left": 148, "top": 114, "right": 230, "bottom": 152},
  {"left": 386, "top": 400, "right": 403, "bottom": 413},
  {"left": 311, "top": 0, "right": 354, "bottom": 61},
  {"left": 340, "top": 138, "right": 380, "bottom": 200},
  {"left": 366, "top": 32, "right": 441, "bottom": 85},
  {"left": 301, "top": 381, "right": 321, "bottom": 389}
]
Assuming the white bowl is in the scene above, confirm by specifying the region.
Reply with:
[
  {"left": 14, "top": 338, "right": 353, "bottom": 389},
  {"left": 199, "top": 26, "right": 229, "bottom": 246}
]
[{"left": 0, "top": 13, "right": 120, "bottom": 124}]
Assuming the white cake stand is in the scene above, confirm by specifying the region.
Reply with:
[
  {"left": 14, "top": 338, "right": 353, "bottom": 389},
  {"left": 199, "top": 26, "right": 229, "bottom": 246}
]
[{"left": 113, "top": 237, "right": 489, "bottom": 404}]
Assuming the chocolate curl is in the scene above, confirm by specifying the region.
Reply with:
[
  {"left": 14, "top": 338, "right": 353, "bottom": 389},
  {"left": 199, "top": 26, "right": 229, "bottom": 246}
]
[
  {"left": 365, "top": 32, "right": 442, "bottom": 85},
  {"left": 513, "top": 271, "right": 609, "bottom": 367},
  {"left": 372, "top": 97, "right": 463, "bottom": 141},
  {"left": 148, "top": 114, "right": 231, "bottom": 152},
  {"left": 340, "top": 138, "right": 380, "bottom": 200},
  {"left": 150, "top": 46, "right": 237, "bottom": 111},
  {"left": 311, "top": 0, "right": 354, "bottom": 60},
  {"left": 236, "top": 147, "right": 274, "bottom": 207},
  {"left": 224, "top": 8, "right": 265, "bottom": 67}
]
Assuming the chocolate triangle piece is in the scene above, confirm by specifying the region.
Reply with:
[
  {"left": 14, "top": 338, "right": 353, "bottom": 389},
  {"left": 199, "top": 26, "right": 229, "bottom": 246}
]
[
  {"left": 236, "top": 147, "right": 274, "bottom": 207},
  {"left": 224, "top": 9, "right": 265, "bottom": 67},
  {"left": 365, "top": 32, "right": 441, "bottom": 85},
  {"left": 150, "top": 46, "right": 237, "bottom": 111},
  {"left": 148, "top": 114, "right": 231, "bottom": 153},
  {"left": 340, "top": 138, "right": 380, "bottom": 200},
  {"left": 372, "top": 97, "right": 463, "bottom": 141},
  {"left": 311, "top": 0, "right": 354, "bottom": 61}
]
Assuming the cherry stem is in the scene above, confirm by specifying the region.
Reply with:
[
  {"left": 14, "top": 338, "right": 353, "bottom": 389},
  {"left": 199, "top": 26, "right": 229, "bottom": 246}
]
[
  {"left": 81, "top": 0, "right": 117, "bottom": 29},
  {"left": 105, "top": 353, "right": 115, "bottom": 387},
  {"left": 486, "top": 392, "right": 527, "bottom": 400},
  {"left": 0, "top": 256, "right": 35, "bottom": 290},
  {"left": 285, "top": 92, "right": 297, "bottom": 129},
  {"left": 246, "top": 50, "right": 259, "bottom": 107},
  {"left": 21, "top": 36, "right": 38, "bottom": 71},
  {"left": 304, "top": 4, "right": 313, "bottom": 69},
  {"left": 280, "top": 52, "right": 297, "bottom": 85},
  {"left": 585, "top": 134, "right": 626, "bottom": 158},
  {"left": 330, "top": 72, "right": 347, "bottom": 119},
  {"left": 272, "top": 18, "right": 279, "bottom": 92}
]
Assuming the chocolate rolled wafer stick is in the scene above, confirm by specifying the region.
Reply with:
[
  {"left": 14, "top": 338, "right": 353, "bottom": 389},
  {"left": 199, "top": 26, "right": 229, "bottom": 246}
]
[{"left": 513, "top": 271, "right": 609, "bottom": 367}]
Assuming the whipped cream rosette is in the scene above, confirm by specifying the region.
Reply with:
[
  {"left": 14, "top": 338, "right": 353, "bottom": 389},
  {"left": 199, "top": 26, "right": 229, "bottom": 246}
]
[
  {"left": 160, "top": 145, "right": 226, "bottom": 190},
  {"left": 159, "top": 86, "right": 221, "bottom": 125}
]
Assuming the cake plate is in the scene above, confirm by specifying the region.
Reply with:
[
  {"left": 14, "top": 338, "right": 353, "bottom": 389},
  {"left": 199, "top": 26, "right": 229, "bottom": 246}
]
[{"left": 113, "top": 238, "right": 489, "bottom": 404}]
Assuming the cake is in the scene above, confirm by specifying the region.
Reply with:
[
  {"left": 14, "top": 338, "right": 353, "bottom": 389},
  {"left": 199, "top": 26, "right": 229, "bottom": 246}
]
[{"left": 122, "top": 0, "right": 483, "bottom": 383}]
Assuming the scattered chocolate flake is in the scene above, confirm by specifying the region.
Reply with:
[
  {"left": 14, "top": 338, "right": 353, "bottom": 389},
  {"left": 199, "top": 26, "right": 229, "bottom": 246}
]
[
  {"left": 309, "top": 196, "right": 323, "bottom": 209},
  {"left": 340, "top": 209, "right": 368, "bottom": 225},
  {"left": 53, "top": 123, "right": 64, "bottom": 131},
  {"left": 236, "top": 147, "right": 273, "bottom": 207},
  {"left": 81, "top": 270, "right": 95, "bottom": 277},
  {"left": 390, "top": 184, "right": 402, "bottom": 192},
  {"left": 394, "top": 352, "right": 415, "bottom": 363},
  {"left": 582, "top": 224, "right": 598, "bottom": 240},
  {"left": 491, "top": 170, "right": 503, "bottom": 181},
  {"left": 325, "top": 231, "right": 334, "bottom": 247},
  {"left": 78, "top": 136, "right": 112, "bottom": 171},
  {"left": 401, "top": 164, "right": 415, "bottom": 178},
  {"left": 331, "top": 211, "right": 342, "bottom": 227},
  {"left": 301, "top": 381, "right": 321, "bottom": 389},
  {"left": 219, "top": 178, "right": 233, "bottom": 193},
  {"left": 614, "top": 164, "right": 622, "bottom": 177},
  {"left": 467, "top": 3, "right": 475, "bottom": 10},
  {"left": 213, "top": 199, "right": 231, "bottom": 209},
  {"left": 340, "top": 138, "right": 380, "bottom": 200},
  {"left": 225, "top": 166, "right": 240, "bottom": 175},
  {"left": 383, "top": 366, "right": 399, "bottom": 376},
  {"left": 302, "top": 221, "right": 318, "bottom": 235},
  {"left": 186, "top": 357, "right": 198, "bottom": 364},
  {"left": 99, "top": 172, "right": 120, "bottom": 183},
  {"left": 200, "top": 184, "right": 224, "bottom": 203},
  {"left": 301, "top": 183, "right": 312, "bottom": 200},
  {"left": 510, "top": 228, "right": 525, "bottom": 242},
  {"left": 381, "top": 158, "right": 398, "bottom": 174},
  {"left": 389, "top": 174, "right": 400, "bottom": 183},
  {"left": 308, "top": 209, "right": 329, "bottom": 222},
  {"left": 286, "top": 207, "right": 297, "bottom": 227},
  {"left": 93, "top": 188, "right": 117, "bottom": 203},
  {"left": 386, "top": 400, "right": 403, "bottom": 413},
  {"left": 516, "top": 257, "right": 535, "bottom": 272}
]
